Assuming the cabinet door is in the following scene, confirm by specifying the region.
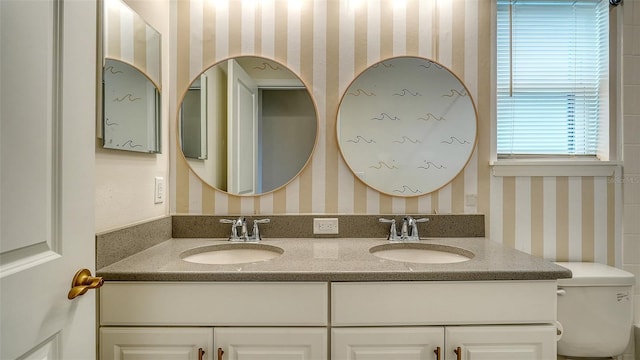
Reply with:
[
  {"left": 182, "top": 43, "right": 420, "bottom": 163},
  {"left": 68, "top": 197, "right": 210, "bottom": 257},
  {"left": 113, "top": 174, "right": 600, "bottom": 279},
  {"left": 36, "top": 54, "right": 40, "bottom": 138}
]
[
  {"left": 332, "top": 327, "right": 445, "bottom": 360},
  {"left": 100, "top": 327, "right": 213, "bottom": 360},
  {"left": 214, "top": 328, "right": 327, "bottom": 360},
  {"left": 445, "top": 325, "right": 556, "bottom": 360}
]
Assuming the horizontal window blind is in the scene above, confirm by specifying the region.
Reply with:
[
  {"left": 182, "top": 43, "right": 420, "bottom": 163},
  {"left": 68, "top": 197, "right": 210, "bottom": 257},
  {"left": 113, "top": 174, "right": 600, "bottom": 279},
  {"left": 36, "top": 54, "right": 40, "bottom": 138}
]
[{"left": 496, "top": 0, "right": 608, "bottom": 156}]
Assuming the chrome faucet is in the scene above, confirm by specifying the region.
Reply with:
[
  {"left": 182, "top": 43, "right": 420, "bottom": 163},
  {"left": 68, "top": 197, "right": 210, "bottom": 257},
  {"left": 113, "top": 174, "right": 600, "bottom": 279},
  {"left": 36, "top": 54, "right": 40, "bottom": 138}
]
[
  {"left": 379, "top": 216, "right": 429, "bottom": 242},
  {"left": 220, "top": 217, "right": 270, "bottom": 242},
  {"left": 237, "top": 216, "right": 249, "bottom": 240},
  {"left": 400, "top": 217, "right": 410, "bottom": 239}
]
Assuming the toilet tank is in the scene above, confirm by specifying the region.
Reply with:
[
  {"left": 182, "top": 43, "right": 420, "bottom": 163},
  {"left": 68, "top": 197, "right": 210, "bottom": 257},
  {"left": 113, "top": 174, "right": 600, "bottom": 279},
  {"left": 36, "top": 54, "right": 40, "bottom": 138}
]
[{"left": 555, "top": 262, "right": 635, "bottom": 358}]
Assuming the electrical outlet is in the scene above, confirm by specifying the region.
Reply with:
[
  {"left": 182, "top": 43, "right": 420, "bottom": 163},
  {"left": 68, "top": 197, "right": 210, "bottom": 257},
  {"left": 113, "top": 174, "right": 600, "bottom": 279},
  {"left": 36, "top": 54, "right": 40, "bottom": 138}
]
[
  {"left": 465, "top": 194, "right": 477, "bottom": 207},
  {"left": 313, "top": 218, "right": 339, "bottom": 235},
  {"left": 154, "top": 177, "right": 165, "bottom": 204}
]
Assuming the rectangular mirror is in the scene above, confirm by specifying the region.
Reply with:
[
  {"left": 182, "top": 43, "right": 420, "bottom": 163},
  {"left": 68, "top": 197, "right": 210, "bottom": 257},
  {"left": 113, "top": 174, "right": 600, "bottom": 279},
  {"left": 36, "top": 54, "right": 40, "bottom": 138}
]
[{"left": 100, "top": 0, "right": 161, "bottom": 153}]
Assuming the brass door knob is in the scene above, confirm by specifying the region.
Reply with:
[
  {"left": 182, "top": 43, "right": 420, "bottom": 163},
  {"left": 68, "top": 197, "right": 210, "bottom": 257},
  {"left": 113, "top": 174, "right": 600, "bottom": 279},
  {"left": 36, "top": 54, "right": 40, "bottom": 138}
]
[{"left": 67, "top": 269, "right": 104, "bottom": 299}]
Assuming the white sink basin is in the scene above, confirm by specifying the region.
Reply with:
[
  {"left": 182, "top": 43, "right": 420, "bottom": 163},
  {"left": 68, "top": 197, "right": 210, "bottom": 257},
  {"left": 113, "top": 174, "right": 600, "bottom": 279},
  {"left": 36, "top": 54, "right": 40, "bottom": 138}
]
[
  {"left": 181, "top": 243, "right": 284, "bottom": 265},
  {"left": 370, "top": 243, "right": 473, "bottom": 264}
]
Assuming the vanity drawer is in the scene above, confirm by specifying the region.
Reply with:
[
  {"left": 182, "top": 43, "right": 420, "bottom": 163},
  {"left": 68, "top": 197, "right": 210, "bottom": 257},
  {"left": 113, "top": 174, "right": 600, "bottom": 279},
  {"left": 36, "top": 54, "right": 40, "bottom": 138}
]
[
  {"left": 331, "top": 281, "right": 557, "bottom": 326},
  {"left": 100, "top": 282, "right": 328, "bottom": 326}
]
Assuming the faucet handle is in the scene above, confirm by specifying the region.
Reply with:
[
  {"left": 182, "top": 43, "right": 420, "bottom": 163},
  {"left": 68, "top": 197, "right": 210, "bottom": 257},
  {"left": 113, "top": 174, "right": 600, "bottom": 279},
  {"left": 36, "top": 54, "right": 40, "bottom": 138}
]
[
  {"left": 251, "top": 219, "right": 270, "bottom": 241},
  {"left": 379, "top": 218, "right": 399, "bottom": 241},
  {"left": 220, "top": 218, "right": 240, "bottom": 240},
  {"left": 407, "top": 217, "right": 429, "bottom": 241}
]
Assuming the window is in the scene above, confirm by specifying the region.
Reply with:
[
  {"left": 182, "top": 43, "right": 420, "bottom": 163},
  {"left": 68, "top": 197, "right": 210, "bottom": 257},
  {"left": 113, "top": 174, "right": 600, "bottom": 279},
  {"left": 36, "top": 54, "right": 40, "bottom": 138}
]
[{"left": 496, "top": 0, "right": 609, "bottom": 158}]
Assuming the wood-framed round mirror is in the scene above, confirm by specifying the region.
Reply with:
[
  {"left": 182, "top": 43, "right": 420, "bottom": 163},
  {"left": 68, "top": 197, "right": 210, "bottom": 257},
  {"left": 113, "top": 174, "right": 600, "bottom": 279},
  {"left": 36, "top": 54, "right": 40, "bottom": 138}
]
[
  {"left": 178, "top": 56, "right": 318, "bottom": 195},
  {"left": 337, "top": 56, "right": 478, "bottom": 196}
]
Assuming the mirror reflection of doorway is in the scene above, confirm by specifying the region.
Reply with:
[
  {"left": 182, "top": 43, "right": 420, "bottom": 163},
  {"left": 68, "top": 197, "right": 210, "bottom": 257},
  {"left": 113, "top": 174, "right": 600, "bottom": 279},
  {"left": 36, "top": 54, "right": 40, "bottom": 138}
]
[
  {"left": 180, "top": 58, "right": 316, "bottom": 195},
  {"left": 228, "top": 59, "right": 258, "bottom": 195}
]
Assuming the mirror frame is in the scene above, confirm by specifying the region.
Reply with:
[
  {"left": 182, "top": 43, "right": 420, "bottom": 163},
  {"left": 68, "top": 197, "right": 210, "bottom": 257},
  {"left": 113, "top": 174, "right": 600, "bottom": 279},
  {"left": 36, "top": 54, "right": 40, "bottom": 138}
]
[
  {"left": 177, "top": 55, "right": 320, "bottom": 197},
  {"left": 336, "top": 56, "right": 478, "bottom": 197}
]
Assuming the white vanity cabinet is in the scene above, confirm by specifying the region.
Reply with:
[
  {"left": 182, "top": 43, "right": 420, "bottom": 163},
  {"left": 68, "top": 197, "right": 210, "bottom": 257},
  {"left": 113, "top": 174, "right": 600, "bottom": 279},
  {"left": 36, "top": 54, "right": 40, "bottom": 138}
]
[
  {"left": 99, "top": 282, "right": 329, "bottom": 360},
  {"left": 214, "top": 328, "right": 327, "bottom": 360},
  {"left": 331, "top": 325, "right": 556, "bottom": 360},
  {"left": 332, "top": 327, "right": 445, "bottom": 359},
  {"left": 100, "top": 327, "right": 213, "bottom": 360},
  {"left": 100, "top": 327, "right": 327, "bottom": 360},
  {"left": 99, "top": 280, "right": 559, "bottom": 360},
  {"left": 444, "top": 325, "right": 557, "bottom": 359},
  {"left": 330, "top": 281, "right": 558, "bottom": 360}
]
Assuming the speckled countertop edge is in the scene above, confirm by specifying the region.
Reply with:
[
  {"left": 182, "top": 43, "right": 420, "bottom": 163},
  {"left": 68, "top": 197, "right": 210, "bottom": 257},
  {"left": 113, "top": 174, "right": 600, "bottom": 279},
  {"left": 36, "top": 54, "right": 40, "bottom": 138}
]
[{"left": 97, "top": 237, "right": 572, "bottom": 282}]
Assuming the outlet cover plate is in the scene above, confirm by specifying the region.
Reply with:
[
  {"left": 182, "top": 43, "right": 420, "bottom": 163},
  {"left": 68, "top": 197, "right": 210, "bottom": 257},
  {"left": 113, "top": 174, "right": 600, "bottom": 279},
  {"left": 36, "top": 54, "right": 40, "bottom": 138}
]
[{"left": 313, "top": 218, "right": 339, "bottom": 235}]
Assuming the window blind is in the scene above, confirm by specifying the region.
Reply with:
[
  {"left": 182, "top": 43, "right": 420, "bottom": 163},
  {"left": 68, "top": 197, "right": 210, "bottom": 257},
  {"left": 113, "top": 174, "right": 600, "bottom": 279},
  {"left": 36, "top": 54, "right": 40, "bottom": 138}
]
[{"left": 496, "top": 0, "right": 608, "bottom": 156}]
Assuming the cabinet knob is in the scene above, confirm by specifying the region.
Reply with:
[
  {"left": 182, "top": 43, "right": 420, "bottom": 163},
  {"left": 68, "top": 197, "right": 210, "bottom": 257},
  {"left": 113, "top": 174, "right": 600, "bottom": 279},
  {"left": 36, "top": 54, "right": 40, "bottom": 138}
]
[
  {"left": 454, "top": 346, "right": 462, "bottom": 360},
  {"left": 198, "top": 348, "right": 205, "bottom": 360},
  {"left": 434, "top": 347, "right": 441, "bottom": 360},
  {"left": 217, "top": 347, "right": 224, "bottom": 360}
]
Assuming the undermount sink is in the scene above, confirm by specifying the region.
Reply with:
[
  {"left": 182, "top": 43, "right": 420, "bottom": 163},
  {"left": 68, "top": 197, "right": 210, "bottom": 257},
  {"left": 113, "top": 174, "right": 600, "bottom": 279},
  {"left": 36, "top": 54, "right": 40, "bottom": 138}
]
[
  {"left": 370, "top": 243, "right": 473, "bottom": 264},
  {"left": 181, "top": 243, "right": 284, "bottom": 265}
]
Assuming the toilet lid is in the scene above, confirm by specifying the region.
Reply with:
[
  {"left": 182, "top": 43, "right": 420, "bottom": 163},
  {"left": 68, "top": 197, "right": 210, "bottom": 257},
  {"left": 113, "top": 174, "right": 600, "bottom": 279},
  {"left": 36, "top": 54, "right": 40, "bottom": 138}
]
[{"left": 555, "top": 262, "right": 635, "bottom": 286}]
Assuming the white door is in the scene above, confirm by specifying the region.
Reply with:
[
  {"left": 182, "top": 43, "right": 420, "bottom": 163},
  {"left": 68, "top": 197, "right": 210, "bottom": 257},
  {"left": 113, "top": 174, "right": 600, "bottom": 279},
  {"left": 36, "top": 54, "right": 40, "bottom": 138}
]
[
  {"left": 214, "top": 328, "right": 327, "bottom": 360},
  {"left": 0, "top": 0, "right": 97, "bottom": 359},
  {"left": 100, "top": 327, "right": 214, "bottom": 360},
  {"left": 445, "top": 325, "right": 557, "bottom": 360},
  {"left": 332, "top": 327, "right": 445, "bottom": 360},
  {"left": 227, "top": 59, "right": 258, "bottom": 195}
]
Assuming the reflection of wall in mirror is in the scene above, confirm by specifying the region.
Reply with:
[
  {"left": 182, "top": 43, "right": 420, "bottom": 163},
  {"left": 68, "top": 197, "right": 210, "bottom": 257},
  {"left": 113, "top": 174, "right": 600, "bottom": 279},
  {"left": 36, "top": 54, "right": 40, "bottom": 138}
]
[
  {"left": 104, "top": 0, "right": 161, "bottom": 86},
  {"left": 261, "top": 89, "right": 316, "bottom": 193}
]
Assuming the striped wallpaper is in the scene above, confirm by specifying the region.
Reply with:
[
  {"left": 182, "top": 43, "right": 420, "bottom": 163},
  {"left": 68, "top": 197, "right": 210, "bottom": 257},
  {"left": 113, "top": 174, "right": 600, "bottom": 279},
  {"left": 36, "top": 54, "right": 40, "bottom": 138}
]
[{"left": 171, "top": 0, "right": 621, "bottom": 265}]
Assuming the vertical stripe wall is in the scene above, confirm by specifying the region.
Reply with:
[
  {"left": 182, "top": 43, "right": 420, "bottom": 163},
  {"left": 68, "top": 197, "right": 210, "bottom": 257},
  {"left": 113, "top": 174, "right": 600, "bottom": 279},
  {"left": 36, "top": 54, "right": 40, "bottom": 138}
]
[{"left": 171, "top": 0, "right": 620, "bottom": 265}]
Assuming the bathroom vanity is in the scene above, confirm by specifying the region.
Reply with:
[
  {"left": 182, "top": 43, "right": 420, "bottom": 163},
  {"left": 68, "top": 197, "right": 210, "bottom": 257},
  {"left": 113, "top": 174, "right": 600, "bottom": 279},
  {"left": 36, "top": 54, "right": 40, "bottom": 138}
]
[{"left": 97, "top": 237, "right": 570, "bottom": 360}]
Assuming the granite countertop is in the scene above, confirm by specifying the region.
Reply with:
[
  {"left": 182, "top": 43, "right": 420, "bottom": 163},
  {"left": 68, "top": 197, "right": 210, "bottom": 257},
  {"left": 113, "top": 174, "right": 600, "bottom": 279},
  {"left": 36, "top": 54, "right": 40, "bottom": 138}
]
[{"left": 97, "top": 237, "right": 572, "bottom": 282}]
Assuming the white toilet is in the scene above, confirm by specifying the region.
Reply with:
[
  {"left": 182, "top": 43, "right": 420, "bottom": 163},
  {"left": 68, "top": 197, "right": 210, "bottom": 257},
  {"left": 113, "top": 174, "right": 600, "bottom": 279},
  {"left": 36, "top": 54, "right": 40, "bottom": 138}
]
[{"left": 555, "top": 262, "right": 635, "bottom": 359}]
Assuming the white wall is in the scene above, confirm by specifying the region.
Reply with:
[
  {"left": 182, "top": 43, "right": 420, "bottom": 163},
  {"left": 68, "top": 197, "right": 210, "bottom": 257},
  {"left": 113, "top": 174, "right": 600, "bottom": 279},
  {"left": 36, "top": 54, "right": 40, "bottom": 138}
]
[{"left": 95, "top": 0, "right": 170, "bottom": 232}]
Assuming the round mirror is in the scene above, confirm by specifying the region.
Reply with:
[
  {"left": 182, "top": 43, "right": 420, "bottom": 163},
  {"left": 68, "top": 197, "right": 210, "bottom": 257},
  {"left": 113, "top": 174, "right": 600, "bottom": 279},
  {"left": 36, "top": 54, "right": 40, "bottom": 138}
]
[
  {"left": 337, "top": 56, "right": 477, "bottom": 196},
  {"left": 179, "top": 56, "right": 318, "bottom": 195}
]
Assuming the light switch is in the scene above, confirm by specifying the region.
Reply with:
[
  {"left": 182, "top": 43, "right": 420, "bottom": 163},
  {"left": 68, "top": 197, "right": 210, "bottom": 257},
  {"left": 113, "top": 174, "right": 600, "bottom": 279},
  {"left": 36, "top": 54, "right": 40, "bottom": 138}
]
[{"left": 154, "top": 177, "right": 165, "bottom": 204}]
